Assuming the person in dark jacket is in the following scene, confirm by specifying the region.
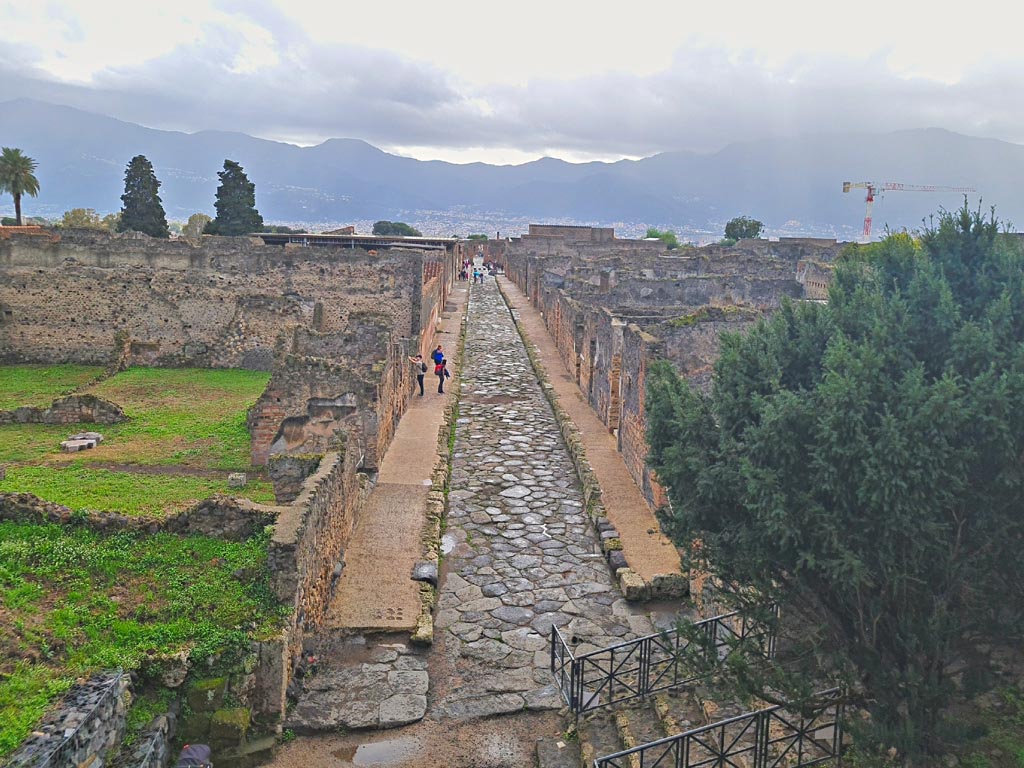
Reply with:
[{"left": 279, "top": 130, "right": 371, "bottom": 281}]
[
  {"left": 175, "top": 744, "right": 212, "bottom": 768},
  {"left": 435, "top": 358, "right": 450, "bottom": 393}
]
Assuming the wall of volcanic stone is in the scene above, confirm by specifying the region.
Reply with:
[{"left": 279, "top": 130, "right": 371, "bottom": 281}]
[{"left": 0, "top": 229, "right": 425, "bottom": 370}]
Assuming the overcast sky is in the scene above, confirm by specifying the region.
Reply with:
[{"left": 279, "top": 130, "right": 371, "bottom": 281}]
[{"left": 1, "top": 0, "right": 1022, "bottom": 164}]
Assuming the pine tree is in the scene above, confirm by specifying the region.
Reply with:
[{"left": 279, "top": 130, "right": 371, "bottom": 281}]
[
  {"left": 117, "top": 155, "right": 169, "bottom": 238},
  {"left": 646, "top": 204, "right": 1024, "bottom": 760},
  {"left": 205, "top": 160, "right": 263, "bottom": 236}
]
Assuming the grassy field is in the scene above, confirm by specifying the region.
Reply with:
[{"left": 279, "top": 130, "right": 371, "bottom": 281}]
[
  {"left": 0, "top": 366, "right": 275, "bottom": 515},
  {"left": 0, "top": 464, "right": 275, "bottom": 515},
  {"left": 0, "top": 520, "right": 286, "bottom": 759},
  {"left": 0, "top": 364, "right": 104, "bottom": 410}
]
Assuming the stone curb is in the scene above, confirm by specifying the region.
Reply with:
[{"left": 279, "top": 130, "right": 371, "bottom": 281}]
[
  {"left": 495, "top": 280, "right": 654, "bottom": 601},
  {"left": 412, "top": 290, "right": 470, "bottom": 645}
]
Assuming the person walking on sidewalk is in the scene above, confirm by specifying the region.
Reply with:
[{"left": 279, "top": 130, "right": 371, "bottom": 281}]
[
  {"left": 409, "top": 353, "right": 426, "bottom": 396},
  {"left": 435, "top": 357, "right": 450, "bottom": 393}
]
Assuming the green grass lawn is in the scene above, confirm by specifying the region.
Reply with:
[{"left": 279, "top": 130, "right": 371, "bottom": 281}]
[
  {"left": 0, "top": 364, "right": 104, "bottom": 410},
  {"left": 0, "top": 521, "right": 286, "bottom": 759},
  {"left": 0, "top": 366, "right": 275, "bottom": 514},
  {"left": 0, "top": 464, "right": 275, "bottom": 515}
]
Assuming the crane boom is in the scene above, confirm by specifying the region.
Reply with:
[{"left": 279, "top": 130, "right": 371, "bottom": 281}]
[{"left": 842, "top": 180, "right": 976, "bottom": 241}]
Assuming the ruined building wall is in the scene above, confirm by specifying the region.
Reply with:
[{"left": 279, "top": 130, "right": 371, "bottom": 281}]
[
  {"left": 248, "top": 315, "right": 412, "bottom": 468},
  {"left": 617, "top": 324, "right": 669, "bottom": 508},
  {"left": 504, "top": 237, "right": 842, "bottom": 508},
  {"left": 0, "top": 230, "right": 424, "bottom": 369}
]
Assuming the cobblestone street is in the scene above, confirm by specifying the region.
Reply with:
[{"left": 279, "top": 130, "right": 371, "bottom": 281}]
[{"left": 430, "top": 277, "right": 652, "bottom": 720}]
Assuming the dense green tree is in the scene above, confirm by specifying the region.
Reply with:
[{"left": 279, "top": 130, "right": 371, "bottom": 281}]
[
  {"left": 646, "top": 204, "right": 1024, "bottom": 761},
  {"left": 645, "top": 226, "right": 680, "bottom": 249},
  {"left": 101, "top": 212, "right": 121, "bottom": 231},
  {"left": 58, "top": 208, "right": 104, "bottom": 228},
  {"left": 204, "top": 160, "right": 263, "bottom": 236},
  {"left": 182, "top": 212, "right": 212, "bottom": 238},
  {"left": 117, "top": 155, "right": 169, "bottom": 238},
  {"left": 466, "top": 233, "right": 488, "bottom": 241},
  {"left": 372, "top": 220, "right": 422, "bottom": 237},
  {"left": 0, "top": 147, "right": 40, "bottom": 226},
  {"left": 724, "top": 215, "right": 764, "bottom": 240}
]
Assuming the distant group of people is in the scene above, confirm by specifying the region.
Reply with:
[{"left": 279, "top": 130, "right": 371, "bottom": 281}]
[
  {"left": 409, "top": 344, "right": 450, "bottom": 396},
  {"left": 408, "top": 257, "right": 504, "bottom": 398},
  {"left": 459, "top": 258, "right": 498, "bottom": 283}
]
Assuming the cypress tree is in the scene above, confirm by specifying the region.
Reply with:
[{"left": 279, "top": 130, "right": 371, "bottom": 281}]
[
  {"left": 205, "top": 160, "right": 263, "bottom": 236},
  {"left": 118, "top": 155, "right": 170, "bottom": 238}
]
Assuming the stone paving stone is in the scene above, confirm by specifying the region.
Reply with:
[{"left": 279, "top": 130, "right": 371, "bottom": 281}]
[{"left": 433, "top": 279, "right": 653, "bottom": 717}]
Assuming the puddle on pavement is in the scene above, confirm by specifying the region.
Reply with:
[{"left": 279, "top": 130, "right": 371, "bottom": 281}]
[
  {"left": 440, "top": 533, "right": 456, "bottom": 554},
  {"left": 332, "top": 736, "right": 423, "bottom": 766},
  {"left": 645, "top": 598, "right": 693, "bottom": 631}
]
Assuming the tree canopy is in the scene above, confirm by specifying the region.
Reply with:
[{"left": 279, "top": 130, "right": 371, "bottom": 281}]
[
  {"left": 645, "top": 227, "right": 680, "bottom": 249},
  {"left": 204, "top": 160, "right": 263, "bottom": 236},
  {"left": 118, "top": 155, "right": 169, "bottom": 238},
  {"left": 182, "top": 213, "right": 212, "bottom": 239},
  {"left": 724, "top": 215, "right": 763, "bottom": 240},
  {"left": 58, "top": 208, "right": 104, "bottom": 229},
  {"left": 372, "top": 220, "right": 422, "bottom": 237},
  {"left": 646, "top": 204, "right": 1024, "bottom": 761},
  {"left": 0, "top": 147, "right": 40, "bottom": 226}
]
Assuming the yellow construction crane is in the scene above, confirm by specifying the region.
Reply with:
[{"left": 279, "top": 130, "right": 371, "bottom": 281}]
[{"left": 843, "top": 180, "right": 976, "bottom": 242}]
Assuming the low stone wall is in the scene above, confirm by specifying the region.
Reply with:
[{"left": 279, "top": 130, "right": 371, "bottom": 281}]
[
  {"left": 268, "top": 454, "right": 323, "bottom": 503},
  {"left": 0, "top": 492, "right": 278, "bottom": 541},
  {"left": 262, "top": 435, "right": 364, "bottom": 716},
  {"left": 6, "top": 671, "right": 130, "bottom": 768},
  {"left": 111, "top": 714, "right": 175, "bottom": 768},
  {"left": 0, "top": 394, "right": 127, "bottom": 425}
]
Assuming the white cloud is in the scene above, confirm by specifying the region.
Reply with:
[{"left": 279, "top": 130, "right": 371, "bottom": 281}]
[{"left": 1, "top": 0, "right": 1023, "bottom": 162}]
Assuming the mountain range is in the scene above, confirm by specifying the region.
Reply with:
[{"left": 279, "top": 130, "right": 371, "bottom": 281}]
[{"left": 2, "top": 98, "right": 1022, "bottom": 238}]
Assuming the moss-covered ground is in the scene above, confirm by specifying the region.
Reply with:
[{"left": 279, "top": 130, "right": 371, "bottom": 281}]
[
  {"left": 0, "top": 521, "right": 286, "bottom": 759},
  {"left": 0, "top": 366, "right": 275, "bottom": 514}
]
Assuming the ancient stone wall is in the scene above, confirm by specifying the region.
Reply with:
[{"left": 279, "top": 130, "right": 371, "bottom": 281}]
[
  {"left": 0, "top": 491, "right": 278, "bottom": 541},
  {"left": 796, "top": 259, "right": 835, "bottom": 301},
  {"left": 0, "top": 394, "right": 126, "bottom": 425},
  {"left": 503, "top": 233, "right": 846, "bottom": 509},
  {"left": 267, "top": 440, "right": 363, "bottom": 692},
  {"left": 247, "top": 312, "right": 411, "bottom": 468},
  {"left": 0, "top": 229, "right": 424, "bottom": 369},
  {"left": 617, "top": 325, "right": 669, "bottom": 508},
  {"left": 6, "top": 671, "right": 130, "bottom": 768}
]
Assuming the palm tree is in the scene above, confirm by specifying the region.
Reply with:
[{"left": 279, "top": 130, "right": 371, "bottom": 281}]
[{"left": 0, "top": 147, "right": 41, "bottom": 226}]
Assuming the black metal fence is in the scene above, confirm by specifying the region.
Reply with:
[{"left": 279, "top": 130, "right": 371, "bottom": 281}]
[
  {"left": 551, "top": 609, "right": 776, "bottom": 714},
  {"left": 593, "top": 687, "right": 844, "bottom": 768}
]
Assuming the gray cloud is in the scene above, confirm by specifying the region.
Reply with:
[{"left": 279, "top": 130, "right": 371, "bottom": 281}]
[{"left": 1, "top": 11, "right": 1023, "bottom": 159}]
